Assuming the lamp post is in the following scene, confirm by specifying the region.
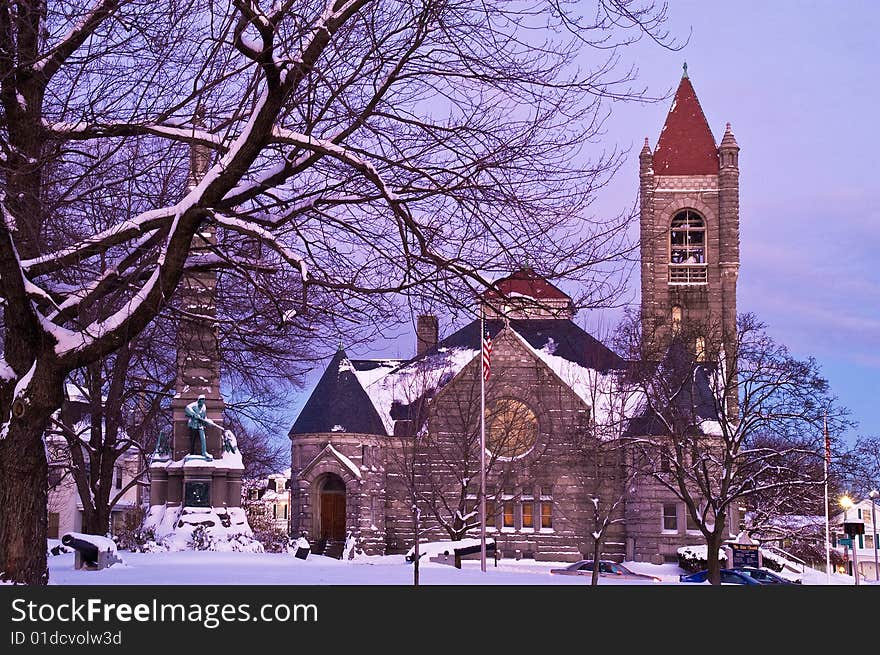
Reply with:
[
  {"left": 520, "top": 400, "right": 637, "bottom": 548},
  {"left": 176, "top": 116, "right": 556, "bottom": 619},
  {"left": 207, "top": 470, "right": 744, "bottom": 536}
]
[
  {"left": 840, "top": 495, "right": 861, "bottom": 585},
  {"left": 870, "top": 490, "right": 879, "bottom": 582}
]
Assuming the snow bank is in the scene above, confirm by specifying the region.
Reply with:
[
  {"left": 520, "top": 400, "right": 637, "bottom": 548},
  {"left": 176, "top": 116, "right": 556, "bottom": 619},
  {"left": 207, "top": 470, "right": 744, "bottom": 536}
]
[
  {"left": 677, "top": 544, "right": 727, "bottom": 561},
  {"left": 142, "top": 504, "right": 261, "bottom": 553},
  {"left": 349, "top": 359, "right": 402, "bottom": 389}
]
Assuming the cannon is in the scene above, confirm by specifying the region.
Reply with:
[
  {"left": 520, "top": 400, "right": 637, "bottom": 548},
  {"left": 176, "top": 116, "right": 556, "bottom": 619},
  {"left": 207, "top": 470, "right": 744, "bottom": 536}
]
[{"left": 61, "top": 532, "right": 123, "bottom": 570}]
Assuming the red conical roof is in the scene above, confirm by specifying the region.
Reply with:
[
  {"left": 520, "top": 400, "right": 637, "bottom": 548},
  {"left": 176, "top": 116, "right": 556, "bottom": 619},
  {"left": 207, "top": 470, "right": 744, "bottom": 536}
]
[{"left": 653, "top": 75, "right": 718, "bottom": 175}]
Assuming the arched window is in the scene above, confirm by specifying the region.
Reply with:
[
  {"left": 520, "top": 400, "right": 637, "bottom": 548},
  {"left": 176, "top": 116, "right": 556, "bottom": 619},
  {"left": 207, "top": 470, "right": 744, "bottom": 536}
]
[
  {"left": 669, "top": 210, "right": 707, "bottom": 284},
  {"left": 695, "top": 336, "right": 707, "bottom": 362},
  {"left": 671, "top": 305, "right": 682, "bottom": 334}
]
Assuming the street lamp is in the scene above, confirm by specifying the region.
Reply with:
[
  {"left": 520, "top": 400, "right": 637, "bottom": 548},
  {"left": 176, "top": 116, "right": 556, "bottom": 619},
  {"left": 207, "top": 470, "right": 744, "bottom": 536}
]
[
  {"left": 840, "top": 495, "right": 862, "bottom": 585},
  {"left": 838, "top": 495, "right": 852, "bottom": 576},
  {"left": 870, "top": 490, "right": 879, "bottom": 582}
]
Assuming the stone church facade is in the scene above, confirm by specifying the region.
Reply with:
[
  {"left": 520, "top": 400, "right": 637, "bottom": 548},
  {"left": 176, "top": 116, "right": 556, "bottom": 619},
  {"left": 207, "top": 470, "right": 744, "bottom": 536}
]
[{"left": 289, "top": 70, "right": 741, "bottom": 563}]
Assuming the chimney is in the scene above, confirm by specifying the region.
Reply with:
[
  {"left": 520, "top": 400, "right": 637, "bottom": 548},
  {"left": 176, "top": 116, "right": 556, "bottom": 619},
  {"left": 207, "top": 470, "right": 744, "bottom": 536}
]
[{"left": 416, "top": 314, "right": 438, "bottom": 356}]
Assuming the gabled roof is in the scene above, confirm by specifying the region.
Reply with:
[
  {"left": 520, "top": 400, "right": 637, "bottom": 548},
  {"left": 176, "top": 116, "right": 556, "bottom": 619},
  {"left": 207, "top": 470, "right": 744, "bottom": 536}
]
[
  {"left": 299, "top": 444, "right": 362, "bottom": 480},
  {"left": 483, "top": 267, "right": 571, "bottom": 302},
  {"left": 623, "top": 340, "right": 722, "bottom": 437},
  {"left": 290, "top": 317, "right": 628, "bottom": 437},
  {"left": 289, "top": 348, "right": 391, "bottom": 436},
  {"left": 437, "top": 318, "right": 624, "bottom": 372},
  {"left": 389, "top": 318, "right": 626, "bottom": 418},
  {"left": 653, "top": 74, "right": 719, "bottom": 175}
]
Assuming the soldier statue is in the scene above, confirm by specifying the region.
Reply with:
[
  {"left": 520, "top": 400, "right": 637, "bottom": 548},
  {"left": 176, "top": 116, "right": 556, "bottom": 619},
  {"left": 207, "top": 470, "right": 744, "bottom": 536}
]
[{"left": 185, "top": 394, "right": 213, "bottom": 460}]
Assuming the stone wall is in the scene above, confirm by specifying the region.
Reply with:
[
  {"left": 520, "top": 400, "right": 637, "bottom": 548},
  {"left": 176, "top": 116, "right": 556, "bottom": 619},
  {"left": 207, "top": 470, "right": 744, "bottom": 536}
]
[
  {"left": 383, "top": 329, "right": 625, "bottom": 562},
  {"left": 291, "top": 434, "right": 388, "bottom": 555}
]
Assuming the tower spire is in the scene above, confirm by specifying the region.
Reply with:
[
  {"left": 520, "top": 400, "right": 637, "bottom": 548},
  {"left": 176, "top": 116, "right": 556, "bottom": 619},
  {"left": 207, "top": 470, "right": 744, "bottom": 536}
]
[
  {"left": 653, "top": 71, "right": 718, "bottom": 175},
  {"left": 682, "top": 61, "right": 688, "bottom": 79}
]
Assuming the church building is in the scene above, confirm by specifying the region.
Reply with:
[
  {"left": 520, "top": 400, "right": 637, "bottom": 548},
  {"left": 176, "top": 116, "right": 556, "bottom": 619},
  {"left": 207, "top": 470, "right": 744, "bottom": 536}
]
[{"left": 288, "top": 69, "right": 741, "bottom": 563}]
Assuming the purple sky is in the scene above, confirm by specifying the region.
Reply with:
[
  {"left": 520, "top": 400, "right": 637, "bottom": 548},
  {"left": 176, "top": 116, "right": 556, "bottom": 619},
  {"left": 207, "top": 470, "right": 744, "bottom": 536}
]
[
  {"left": 282, "top": 1, "right": 879, "bottom": 442},
  {"left": 586, "top": 0, "right": 879, "bottom": 439}
]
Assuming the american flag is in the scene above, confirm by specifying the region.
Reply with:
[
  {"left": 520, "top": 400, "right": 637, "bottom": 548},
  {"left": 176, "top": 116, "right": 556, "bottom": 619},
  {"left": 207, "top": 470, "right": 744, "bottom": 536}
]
[{"left": 482, "top": 331, "right": 492, "bottom": 381}]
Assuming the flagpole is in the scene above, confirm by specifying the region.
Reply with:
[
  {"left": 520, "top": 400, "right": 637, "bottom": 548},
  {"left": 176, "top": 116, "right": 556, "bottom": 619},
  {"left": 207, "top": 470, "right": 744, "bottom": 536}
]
[
  {"left": 824, "top": 411, "right": 831, "bottom": 585},
  {"left": 479, "top": 302, "right": 487, "bottom": 573}
]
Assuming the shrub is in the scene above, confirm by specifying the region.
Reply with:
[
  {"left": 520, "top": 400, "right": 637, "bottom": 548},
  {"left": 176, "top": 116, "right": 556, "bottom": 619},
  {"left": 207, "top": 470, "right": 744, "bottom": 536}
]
[
  {"left": 190, "top": 525, "right": 213, "bottom": 551},
  {"left": 677, "top": 545, "right": 728, "bottom": 573},
  {"left": 112, "top": 507, "right": 148, "bottom": 552}
]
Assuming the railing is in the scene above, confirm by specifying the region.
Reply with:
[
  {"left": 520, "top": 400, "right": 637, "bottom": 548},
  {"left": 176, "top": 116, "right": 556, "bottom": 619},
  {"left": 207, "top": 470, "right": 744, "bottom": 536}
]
[
  {"left": 669, "top": 263, "right": 708, "bottom": 285},
  {"left": 762, "top": 544, "right": 807, "bottom": 573}
]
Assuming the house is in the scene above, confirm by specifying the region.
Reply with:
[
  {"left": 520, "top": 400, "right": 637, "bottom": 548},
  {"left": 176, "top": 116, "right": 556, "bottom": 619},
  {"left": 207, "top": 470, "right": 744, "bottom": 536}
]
[
  {"left": 831, "top": 497, "right": 880, "bottom": 580},
  {"left": 288, "top": 69, "right": 743, "bottom": 562},
  {"left": 243, "top": 469, "right": 292, "bottom": 533},
  {"left": 47, "top": 385, "right": 144, "bottom": 538}
]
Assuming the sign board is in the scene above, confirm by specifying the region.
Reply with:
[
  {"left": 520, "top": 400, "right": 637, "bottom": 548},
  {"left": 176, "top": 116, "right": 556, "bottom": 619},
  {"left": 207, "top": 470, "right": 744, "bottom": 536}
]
[
  {"left": 185, "top": 481, "right": 211, "bottom": 507},
  {"left": 731, "top": 543, "right": 760, "bottom": 568},
  {"left": 839, "top": 538, "right": 853, "bottom": 547}
]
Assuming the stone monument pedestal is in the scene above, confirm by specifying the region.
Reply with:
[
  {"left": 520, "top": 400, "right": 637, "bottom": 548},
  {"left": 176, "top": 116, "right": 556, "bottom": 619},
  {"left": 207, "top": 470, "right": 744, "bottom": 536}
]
[{"left": 144, "top": 391, "right": 254, "bottom": 549}]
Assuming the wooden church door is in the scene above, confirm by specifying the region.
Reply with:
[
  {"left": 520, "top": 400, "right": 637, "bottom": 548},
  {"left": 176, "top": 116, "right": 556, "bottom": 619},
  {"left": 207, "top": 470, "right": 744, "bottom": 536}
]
[{"left": 319, "top": 475, "right": 346, "bottom": 540}]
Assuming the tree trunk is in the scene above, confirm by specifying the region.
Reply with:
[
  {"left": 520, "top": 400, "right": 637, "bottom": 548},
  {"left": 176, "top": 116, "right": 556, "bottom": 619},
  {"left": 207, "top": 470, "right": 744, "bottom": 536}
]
[
  {"left": 412, "top": 507, "right": 420, "bottom": 587},
  {"left": 0, "top": 358, "right": 62, "bottom": 584},
  {"left": 0, "top": 402, "right": 55, "bottom": 584},
  {"left": 82, "top": 505, "right": 112, "bottom": 536},
  {"left": 706, "top": 535, "right": 723, "bottom": 586},
  {"left": 591, "top": 537, "right": 602, "bottom": 586}
]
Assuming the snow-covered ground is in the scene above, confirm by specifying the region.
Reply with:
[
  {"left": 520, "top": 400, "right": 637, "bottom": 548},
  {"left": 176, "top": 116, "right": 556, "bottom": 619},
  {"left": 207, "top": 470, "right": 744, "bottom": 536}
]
[{"left": 45, "top": 549, "right": 865, "bottom": 586}]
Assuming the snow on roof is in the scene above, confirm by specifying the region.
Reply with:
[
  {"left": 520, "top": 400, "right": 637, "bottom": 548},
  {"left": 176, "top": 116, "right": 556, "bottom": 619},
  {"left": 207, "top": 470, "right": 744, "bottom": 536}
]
[
  {"left": 756, "top": 514, "right": 824, "bottom": 531},
  {"left": 268, "top": 468, "right": 291, "bottom": 480},
  {"left": 300, "top": 444, "right": 362, "bottom": 480},
  {"left": 64, "top": 382, "right": 111, "bottom": 406},
  {"left": 363, "top": 347, "right": 477, "bottom": 435},
  {"left": 698, "top": 419, "right": 723, "bottom": 436},
  {"left": 513, "top": 331, "right": 643, "bottom": 433},
  {"left": 349, "top": 359, "right": 404, "bottom": 389},
  {"left": 326, "top": 444, "right": 361, "bottom": 479}
]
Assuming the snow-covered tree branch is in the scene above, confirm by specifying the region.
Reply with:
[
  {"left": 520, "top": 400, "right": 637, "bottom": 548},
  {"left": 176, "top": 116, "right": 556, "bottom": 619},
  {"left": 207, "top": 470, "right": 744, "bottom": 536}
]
[{"left": 1, "top": 0, "right": 677, "bottom": 583}]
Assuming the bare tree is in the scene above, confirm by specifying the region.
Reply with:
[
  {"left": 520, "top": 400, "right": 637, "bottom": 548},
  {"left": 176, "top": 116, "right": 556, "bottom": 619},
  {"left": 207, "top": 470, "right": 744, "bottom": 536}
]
[
  {"left": 838, "top": 435, "right": 880, "bottom": 498},
  {"left": 0, "top": 0, "right": 677, "bottom": 583},
  {"left": 386, "top": 356, "right": 523, "bottom": 544},
  {"left": 621, "top": 312, "right": 850, "bottom": 585},
  {"left": 225, "top": 413, "right": 288, "bottom": 481},
  {"left": 48, "top": 344, "right": 171, "bottom": 536},
  {"left": 567, "top": 367, "right": 639, "bottom": 586}
]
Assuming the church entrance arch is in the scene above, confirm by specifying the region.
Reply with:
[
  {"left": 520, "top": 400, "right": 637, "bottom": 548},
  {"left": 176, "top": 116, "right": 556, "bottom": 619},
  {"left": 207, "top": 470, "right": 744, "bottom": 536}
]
[{"left": 317, "top": 474, "right": 346, "bottom": 541}]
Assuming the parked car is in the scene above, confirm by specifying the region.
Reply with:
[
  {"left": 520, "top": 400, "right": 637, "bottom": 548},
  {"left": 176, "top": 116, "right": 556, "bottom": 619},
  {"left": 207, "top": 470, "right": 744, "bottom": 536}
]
[
  {"left": 679, "top": 569, "right": 762, "bottom": 585},
  {"left": 731, "top": 566, "right": 800, "bottom": 584},
  {"left": 550, "top": 560, "right": 661, "bottom": 582}
]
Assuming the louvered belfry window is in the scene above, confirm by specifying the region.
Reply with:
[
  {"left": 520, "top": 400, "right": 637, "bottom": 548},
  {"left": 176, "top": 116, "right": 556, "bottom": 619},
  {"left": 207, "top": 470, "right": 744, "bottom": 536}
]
[{"left": 669, "top": 210, "right": 707, "bottom": 284}]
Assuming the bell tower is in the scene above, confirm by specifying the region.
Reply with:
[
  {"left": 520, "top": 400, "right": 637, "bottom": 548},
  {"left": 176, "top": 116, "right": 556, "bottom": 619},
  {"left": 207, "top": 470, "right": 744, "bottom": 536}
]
[{"left": 639, "top": 64, "right": 740, "bottom": 358}]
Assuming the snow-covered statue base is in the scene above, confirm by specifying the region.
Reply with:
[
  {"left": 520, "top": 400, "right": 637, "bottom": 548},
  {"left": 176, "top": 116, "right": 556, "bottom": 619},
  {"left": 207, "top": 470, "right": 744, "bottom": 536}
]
[
  {"left": 144, "top": 429, "right": 261, "bottom": 552},
  {"left": 141, "top": 504, "right": 262, "bottom": 552}
]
